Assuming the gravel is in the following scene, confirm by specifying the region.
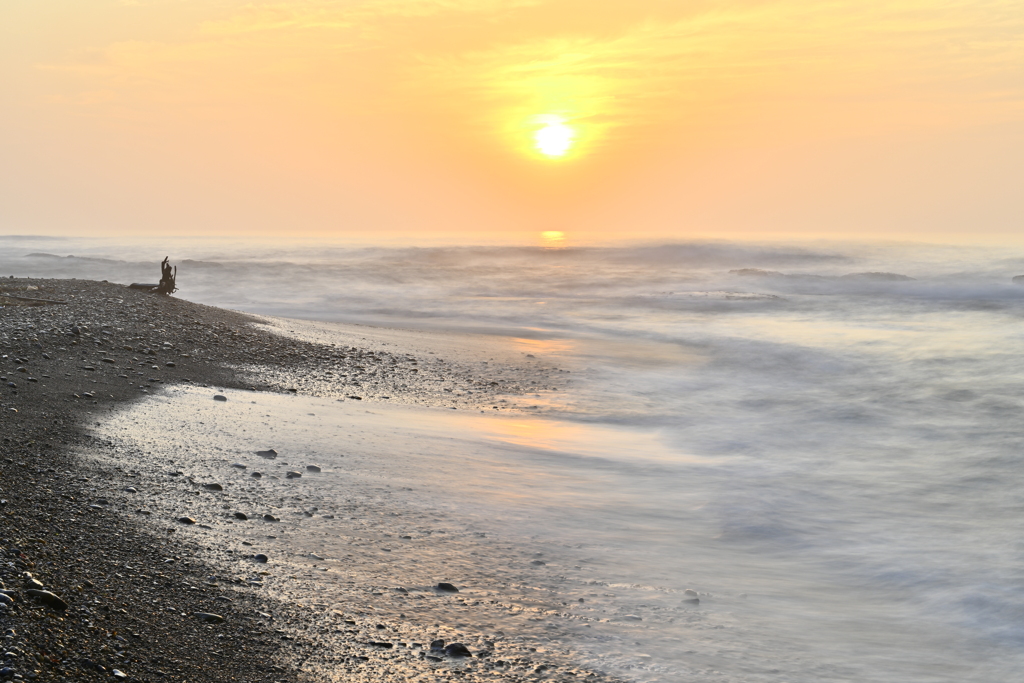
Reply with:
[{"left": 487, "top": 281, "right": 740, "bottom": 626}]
[{"left": 0, "top": 279, "right": 330, "bottom": 682}]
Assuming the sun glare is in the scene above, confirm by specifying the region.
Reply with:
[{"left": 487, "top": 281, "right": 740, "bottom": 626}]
[
  {"left": 533, "top": 116, "right": 575, "bottom": 157},
  {"left": 541, "top": 230, "right": 566, "bottom": 247}
]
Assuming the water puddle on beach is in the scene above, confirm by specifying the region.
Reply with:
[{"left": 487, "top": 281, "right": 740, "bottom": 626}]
[{"left": 85, "top": 385, "right": 1015, "bottom": 683}]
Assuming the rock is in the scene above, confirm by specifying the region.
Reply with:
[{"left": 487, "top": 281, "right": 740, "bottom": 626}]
[
  {"left": 684, "top": 589, "right": 698, "bottom": 596},
  {"left": 0, "top": 595, "right": 13, "bottom": 607},
  {"left": 213, "top": 394, "right": 227, "bottom": 401},
  {"left": 101, "top": 358, "right": 115, "bottom": 364},
  {"left": 285, "top": 471, "right": 302, "bottom": 479},
  {"left": 256, "top": 449, "right": 278, "bottom": 458},
  {"left": 530, "top": 559, "right": 546, "bottom": 566},
  {"left": 25, "top": 589, "right": 68, "bottom": 610},
  {"left": 305, "top": 465, "right": 321, "bottom": 472},
  {"left": 203, "top": 483, "right": 224, "bottom": 491},
  {"left": 254, "top": 554, "right": 269, "bottom": 563},
  {"left": 444, "top": 643, "right": 472, "bottom": 657},
  {"left": 178, "top": 516, "right": 197, "bottom": 525},
  {"left": 24, "top": 577, "right": 44, "bottom": 590},
  {"left": 231, "top": 463, "right": 247, "bottom": 469},
  {"left": 429, "top": 639, "right": 446, "bottom": 651},
  {"left": 124, "top": 487, "right": 137, "bottom": 493},
  {"left": 233, "top": 512, "right": 248, "bottom": 520},
  {"left": 262, "top": 514, "right": 279, "bottom": 522},
  {"left": 683, "top": 598, "right": 700, "bottom": 605},
  {"left": 193, "top": 612, "right": 225, "bottom": 624},
  {"left": 436, "top": 582, "right": 459, "bottom": 593},
  {"left": 251, "top": 472, "right": 262, "bottom": 479},
  {"left": 165, "top": 362, "right": 176, "bottom": 367},
  {"left": 621, "top": 614, "right": 642, "bottom": 621},
  {"left": 111, "top": 670, "right": 128, "bottom": 680},
  {"left": 1013, "top": 275, "right": 1024, "bottom": 284}
]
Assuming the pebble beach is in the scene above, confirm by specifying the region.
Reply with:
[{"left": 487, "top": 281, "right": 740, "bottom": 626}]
[{"left": 0, "top": 278, "right": 620, "bottom": 683}]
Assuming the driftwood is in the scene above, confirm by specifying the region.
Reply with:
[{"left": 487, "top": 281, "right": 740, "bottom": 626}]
[
  {"left": 129, "top": 257, "right": 177, "bottom": 295},
  {"left": 156, "top": 256, "right": 178, "bottom": 295}
]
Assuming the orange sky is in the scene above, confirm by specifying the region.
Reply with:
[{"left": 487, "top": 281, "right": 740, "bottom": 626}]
[{"left": 3, "top": 0, "right": 1024, "bottom": 244}]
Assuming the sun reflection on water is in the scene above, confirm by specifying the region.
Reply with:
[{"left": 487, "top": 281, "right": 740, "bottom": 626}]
[{"left": 541, "top": 230, "right": 566, "bottom": 248}]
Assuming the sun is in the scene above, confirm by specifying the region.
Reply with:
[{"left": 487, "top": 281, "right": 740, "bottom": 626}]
[{"left": 533, "top": 115, "right": 575, "bottom": 157}]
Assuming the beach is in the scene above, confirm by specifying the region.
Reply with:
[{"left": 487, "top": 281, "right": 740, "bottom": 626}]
[
  {"left": 0, "top": 277, "right": 625, "bottom": 683},
  {"left": 6, "top": 240, "right": 1024, "bottom": 683}
]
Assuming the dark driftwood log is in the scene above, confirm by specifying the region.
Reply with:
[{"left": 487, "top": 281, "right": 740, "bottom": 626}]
[{"left": 155, "top": 257, "right": 178, "bottom": 295}]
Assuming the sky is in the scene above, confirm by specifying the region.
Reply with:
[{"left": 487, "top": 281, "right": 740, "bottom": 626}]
[{"left": 3, "top": 0, "right": 1024, "bottom": 245}]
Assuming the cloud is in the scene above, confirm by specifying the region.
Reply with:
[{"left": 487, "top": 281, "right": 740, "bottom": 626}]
[{"left": 34, "top": 0, "right": 1024, "bottom": 156}]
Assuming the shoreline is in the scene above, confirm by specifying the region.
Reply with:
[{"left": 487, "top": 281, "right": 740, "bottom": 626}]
[{"left": 0, "top": 278, "right": 621, "bottom": 683}]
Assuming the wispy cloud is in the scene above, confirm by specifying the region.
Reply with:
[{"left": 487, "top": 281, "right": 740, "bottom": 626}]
[{"left": 37, "top": 0, "right": 1024, "bottom": 154}]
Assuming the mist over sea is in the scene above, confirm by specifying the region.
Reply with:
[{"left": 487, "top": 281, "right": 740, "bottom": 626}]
[{"left": 5, "top": 234, "right": 1024, "bottom": 681}]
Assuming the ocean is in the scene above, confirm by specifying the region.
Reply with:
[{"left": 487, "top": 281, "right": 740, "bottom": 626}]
[{"left": 4, "top": 234, "right": 1024, "bottom": 681}]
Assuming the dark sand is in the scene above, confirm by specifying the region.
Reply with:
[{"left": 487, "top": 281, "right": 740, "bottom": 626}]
[{"left": 0, "top": 278, "right": 620, "bottom": 683}]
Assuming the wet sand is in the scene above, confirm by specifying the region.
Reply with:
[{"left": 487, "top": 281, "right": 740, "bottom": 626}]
[
  {"left": 86, "top": 385, "right": 707, "bottom": 682},
  {"left": 0, "top": 278, "right": 627, "bottom": 682}
]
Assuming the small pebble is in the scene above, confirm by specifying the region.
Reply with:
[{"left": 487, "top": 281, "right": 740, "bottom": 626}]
[
  {"left": 254, "top": 554, "right": 269, "bottom": 563},
  {"left": 193, "top": 612, "right": 225, "bottom": 624},
  {"left": 213, "top": 395, "right": 227, "bottom": 402},
  {"left": 436, "top": 582, "right": 459, "bottom": 593},
  {"left": 444, "top": 643, "right": 472, "bottom": 657},
  {"left": 25, "top": 589, "right": 68, "bottom": 611},
  {"left": 178, "top": 516, "right": 197, "bottom": 525}
]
